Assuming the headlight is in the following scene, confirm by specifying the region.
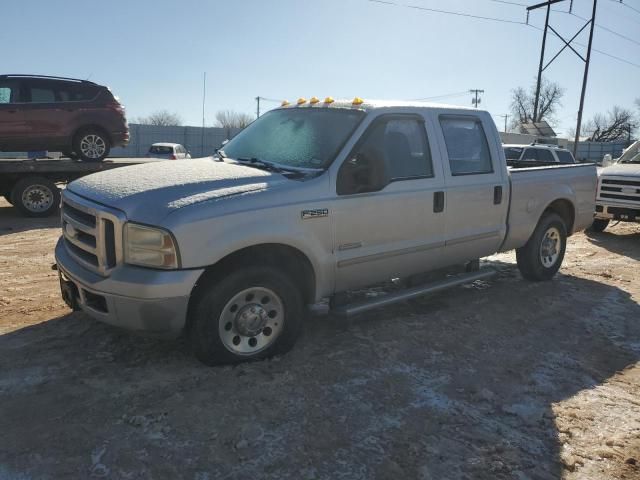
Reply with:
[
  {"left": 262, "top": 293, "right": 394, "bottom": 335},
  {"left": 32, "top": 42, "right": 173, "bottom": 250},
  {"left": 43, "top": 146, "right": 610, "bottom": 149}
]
[{"left": 124, "top": 223, "right": 179, "bottom": 269}]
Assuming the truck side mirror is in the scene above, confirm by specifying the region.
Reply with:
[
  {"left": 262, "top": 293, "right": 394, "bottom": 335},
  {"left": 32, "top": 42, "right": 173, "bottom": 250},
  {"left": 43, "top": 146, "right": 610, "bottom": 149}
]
[{"left": 602, "top": 154, "right": 613, "bottom": 167}]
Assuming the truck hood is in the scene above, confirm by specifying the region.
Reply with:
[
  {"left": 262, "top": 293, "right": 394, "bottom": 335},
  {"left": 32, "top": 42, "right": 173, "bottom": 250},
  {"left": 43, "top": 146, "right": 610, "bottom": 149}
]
[
  {"left": 599, "top": 162, "right": 640, "bottom": 177},
  {"left": 68, "top": 157, "right": 286, "bottom": 223}
]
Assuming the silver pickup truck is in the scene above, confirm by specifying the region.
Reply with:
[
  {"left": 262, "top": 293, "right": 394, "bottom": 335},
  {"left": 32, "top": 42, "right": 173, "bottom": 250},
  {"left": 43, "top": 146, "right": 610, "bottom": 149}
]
[{"left": 55, "top": 99, "right": 597, "bottom": 365}]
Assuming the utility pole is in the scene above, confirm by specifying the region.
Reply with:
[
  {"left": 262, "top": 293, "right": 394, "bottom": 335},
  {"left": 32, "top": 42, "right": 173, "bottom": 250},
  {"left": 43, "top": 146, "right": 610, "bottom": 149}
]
[
  {"left": 499, "top": 114, "right": 509, "bottom": 132},
  {"left": 256, "top": 96, "right": 261, "bottom": 118},
  {"left": 470, "top": 89, "right": 484, "bottom": 108},
  {"left": 533, "top": 2, "right": 551, "bottom": 122},
  {"left": 573, "top": 0, "right": 598, "bottom": 157},
  {"left": 201, "top": 72, "right": 206, "bottom": 156}
]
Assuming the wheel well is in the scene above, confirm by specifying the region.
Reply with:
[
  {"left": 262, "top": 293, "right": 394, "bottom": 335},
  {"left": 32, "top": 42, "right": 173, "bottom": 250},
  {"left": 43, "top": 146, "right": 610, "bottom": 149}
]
[
  {"left": 544, "top": 199, "right": 575, "bottom": 234},
  {"left": 73, "top": 125, "right": 111, "bottom": 145},
  {"left": 186, "top": 243, "right": 316, "bottom": 327}
]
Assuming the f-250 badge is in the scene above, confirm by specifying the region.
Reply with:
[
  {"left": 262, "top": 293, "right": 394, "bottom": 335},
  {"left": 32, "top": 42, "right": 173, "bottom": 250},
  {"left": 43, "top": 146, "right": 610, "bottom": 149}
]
[{"left": 301, "top": 208, "right": 329, "bottom": 220}]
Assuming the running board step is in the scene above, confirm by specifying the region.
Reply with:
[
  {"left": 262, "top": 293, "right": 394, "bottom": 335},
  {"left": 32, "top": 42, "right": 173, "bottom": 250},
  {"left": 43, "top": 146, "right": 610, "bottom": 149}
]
[{"left": 331, "top": 268, "right": 497, "bottom": 318}]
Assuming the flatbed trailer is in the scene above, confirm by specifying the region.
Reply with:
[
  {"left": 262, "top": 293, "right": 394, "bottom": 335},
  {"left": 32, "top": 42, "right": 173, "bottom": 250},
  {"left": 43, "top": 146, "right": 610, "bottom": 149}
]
[{"left": 0, "top": 158, "right": 146, "bottom": 217}]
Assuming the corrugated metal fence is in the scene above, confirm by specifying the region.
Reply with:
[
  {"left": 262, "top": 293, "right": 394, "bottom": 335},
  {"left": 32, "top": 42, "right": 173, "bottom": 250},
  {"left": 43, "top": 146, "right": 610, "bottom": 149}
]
[
  {"left": 570, "top": 141, "right": 627, "bottom": 162},
  {"left": 110, "top": 124, "right": 241, "bottom": 158}
]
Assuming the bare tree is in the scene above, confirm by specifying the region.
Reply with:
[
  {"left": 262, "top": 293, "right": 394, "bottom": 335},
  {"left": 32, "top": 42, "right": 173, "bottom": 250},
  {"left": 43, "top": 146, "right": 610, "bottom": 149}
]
[
  {"left": 214, "top": 110, "right": 253, "bottom": 130},
  {"left": 134, "top": 110, "right": 183, "bottom": 126},
  {"left": 510, "top": 78, "right": 565, "bottom": 129},
  {"left": 215, "top": 110, "right": 254, "bottom": 139},
  {"left": 583, "top": 106, "right": 637, "bottom": 142}
]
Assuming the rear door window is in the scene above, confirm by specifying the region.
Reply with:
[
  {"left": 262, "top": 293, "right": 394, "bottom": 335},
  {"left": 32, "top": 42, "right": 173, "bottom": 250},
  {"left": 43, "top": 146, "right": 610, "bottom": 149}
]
[
  {"left": 555, "top": 150, "right": 575, "bottom": 164},
  {"left": 28, "top": 83, "right": 56, "bottom": 103},
  {"left": 439, "top": 116, "right": 493, "bottom": 175},
  {"left": 521, "top": 149, "right": 539, "bottom": 161},
  {"left": 536, "top": 149, "right": 555, "bottom": 162}
]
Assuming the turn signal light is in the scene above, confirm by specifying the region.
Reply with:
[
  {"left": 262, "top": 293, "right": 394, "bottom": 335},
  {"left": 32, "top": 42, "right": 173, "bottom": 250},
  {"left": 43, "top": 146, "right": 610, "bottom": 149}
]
[
  {"left": 297, "top": 97, "right": 307, "bottom": 105},
  {"left": 324, "top": 97, "right": 335, "bottom": 104},
  {"left": 352, "top": 97, "right": 364, "bottom": 105},
  {"left": 281, "top": 100, "right": 290, "bottom": 106},
  {"left": 310, "top": 96, "right": 320, "bottom": 104}
]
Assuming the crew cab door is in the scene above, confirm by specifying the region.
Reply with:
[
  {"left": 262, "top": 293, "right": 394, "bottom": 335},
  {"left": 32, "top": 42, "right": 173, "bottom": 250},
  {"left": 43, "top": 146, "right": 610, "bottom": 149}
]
[
  {"left": 434, "top": 113, "right": 509, "bottom": 262},
  {"left": 332, "top": 114, "right": 446, "bottom": 292},
  {"left": 0, "top": 79, "right": 27, "bottom": 148}
]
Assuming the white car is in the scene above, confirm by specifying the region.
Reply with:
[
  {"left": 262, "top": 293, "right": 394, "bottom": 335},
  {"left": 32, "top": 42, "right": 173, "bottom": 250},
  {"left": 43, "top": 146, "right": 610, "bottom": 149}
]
[
  {"left": 146, "top": 143, "right": 191, "bottom": 160},
  {"left": 503, "top": 143, "right": 576, "bottom": 166}
]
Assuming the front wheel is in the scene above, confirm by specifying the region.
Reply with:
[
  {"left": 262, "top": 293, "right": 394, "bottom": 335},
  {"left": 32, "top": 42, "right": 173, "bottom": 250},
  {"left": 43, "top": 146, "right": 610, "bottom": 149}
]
[
  {"left": 73, "top": 129, "right": 110, "bottom": 162},
  {"left": 188, "top": 266, "right": 304, "bottom": 366},
  {"left": 516, "top": 213, "right": 567, "bottom": 281},
  {"left": 589, "top": 218, "right": 609, "bottom": 233}
]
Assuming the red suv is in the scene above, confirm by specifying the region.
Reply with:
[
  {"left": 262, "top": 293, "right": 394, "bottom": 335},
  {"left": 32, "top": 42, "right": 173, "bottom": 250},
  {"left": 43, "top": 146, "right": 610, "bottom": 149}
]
[{"left": 0, "top": 74, "right": 129, "bottom": 161}]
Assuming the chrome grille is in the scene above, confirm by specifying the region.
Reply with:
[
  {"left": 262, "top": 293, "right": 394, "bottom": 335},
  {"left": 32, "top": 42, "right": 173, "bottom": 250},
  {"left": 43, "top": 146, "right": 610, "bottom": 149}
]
[
  {"left": 61, "top": 190, "right": 125, "bottom": 275},
  {"left": 597, "top": 176, "right": 640, "bottom": 206}
]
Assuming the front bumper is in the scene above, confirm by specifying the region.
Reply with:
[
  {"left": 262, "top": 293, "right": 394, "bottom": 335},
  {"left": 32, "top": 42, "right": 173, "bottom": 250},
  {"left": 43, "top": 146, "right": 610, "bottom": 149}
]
[
  {"left": 595, "top": 202, "right": 640, "bottom": 223},
  {"left": 55, "top": 237, "right": 203, "bottom": 336}
]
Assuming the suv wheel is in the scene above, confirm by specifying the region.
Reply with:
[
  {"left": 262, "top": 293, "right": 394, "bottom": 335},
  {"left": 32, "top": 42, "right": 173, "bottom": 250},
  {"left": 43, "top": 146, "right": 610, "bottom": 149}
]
[
  {"left": 189, "top": 266, "right": 304, "bottom": 366},
  {"left": 11, "top": 176, "right": 60, "bottom": 217},
  {"left": 74, "top": 129, "right": 110, "bottom": 162},
  {"left": 516, "top": 213, "right": 567, "bottom": 281}
]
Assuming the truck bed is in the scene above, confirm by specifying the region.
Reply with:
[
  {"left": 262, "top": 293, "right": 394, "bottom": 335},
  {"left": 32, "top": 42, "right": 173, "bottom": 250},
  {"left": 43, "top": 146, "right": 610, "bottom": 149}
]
[{"left": 501, "top": 163, "right": 598, "bottom": 251}]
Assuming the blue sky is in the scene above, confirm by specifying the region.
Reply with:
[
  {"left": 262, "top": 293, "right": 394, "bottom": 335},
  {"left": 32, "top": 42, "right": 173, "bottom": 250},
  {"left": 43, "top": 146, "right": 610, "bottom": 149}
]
[{"left": 3, "top": 0, "right": 639, "bottom": 136}]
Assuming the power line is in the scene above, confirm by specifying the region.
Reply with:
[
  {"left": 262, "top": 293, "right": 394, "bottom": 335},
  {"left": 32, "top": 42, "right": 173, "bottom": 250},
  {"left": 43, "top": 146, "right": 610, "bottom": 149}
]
[
  {"left": 367, "top": 0, "right": 640, "bottom": 70},
  {"left": 486, "top": 0, "right": 529, "bottom": 6},
  {"left": 410, "top": 91, "right": 471, "bottom": 101},
  {"left": 608, "top": 0, "right": 640, "bottom": 15},
  {"left": 368, "top": 0, "right": 527, "bottom": 24},
  {"left": 526, "top": 23, "right": 640, "bottom": 68},
  {"left": 559, "top": 10, "right": 640, "bottom": 47}
]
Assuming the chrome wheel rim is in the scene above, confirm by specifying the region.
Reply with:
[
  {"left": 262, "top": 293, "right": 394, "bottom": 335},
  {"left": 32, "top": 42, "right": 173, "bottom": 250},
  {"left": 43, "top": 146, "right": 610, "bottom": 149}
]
[
  {"left": 540, "top": 227, "right": 561, "bottom": 268},
  {"left": 21, "top": 185, "right": 53, "bottom": 212},
  {"left": 218, "top": 287, "right": 284, "bottom": 355},
  {"left": 79, "top": 134, "right": 106, "bottom": 159}
]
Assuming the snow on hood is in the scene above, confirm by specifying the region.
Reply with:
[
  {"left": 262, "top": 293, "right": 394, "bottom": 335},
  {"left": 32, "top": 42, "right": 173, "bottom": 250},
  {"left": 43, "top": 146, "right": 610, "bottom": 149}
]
[
  {"left": 599, "top": 162, "right": 640, "bottom": 177},
  {"left": 68, "top": 157, "right": 286, "bottom": 223}
]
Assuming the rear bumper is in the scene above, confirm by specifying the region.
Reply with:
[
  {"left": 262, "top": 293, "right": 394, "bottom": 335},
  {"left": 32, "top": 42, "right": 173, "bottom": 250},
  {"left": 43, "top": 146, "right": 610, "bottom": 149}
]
[
  {"left": 55, "top": 237, "right": 203, "bottom": 336},
  {"left": 111, "top": 130, "right": 130, "bottom": 147},
  {"left": 595, "top": 202, "right": 640, "bottom": 222}
]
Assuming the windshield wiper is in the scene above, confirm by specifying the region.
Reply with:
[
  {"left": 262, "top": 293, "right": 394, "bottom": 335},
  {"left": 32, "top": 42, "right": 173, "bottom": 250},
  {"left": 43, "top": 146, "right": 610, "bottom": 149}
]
[
  {"left": 236, "top": 157, "right": 286, "bottom": 173},
  {"left": 213, "top": 149, "right": 227, "bottom": 161}
]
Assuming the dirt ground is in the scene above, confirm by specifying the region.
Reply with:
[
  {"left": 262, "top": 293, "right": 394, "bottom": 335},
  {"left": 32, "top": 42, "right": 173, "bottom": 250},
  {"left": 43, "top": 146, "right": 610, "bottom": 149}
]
[{"left": 1, "top": 197, "right": 639, "bottom": 480}]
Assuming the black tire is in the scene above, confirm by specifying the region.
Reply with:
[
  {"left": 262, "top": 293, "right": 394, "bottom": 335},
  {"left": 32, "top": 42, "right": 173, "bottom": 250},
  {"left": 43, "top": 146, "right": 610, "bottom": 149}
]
[
  {"left": 189, "top": 266, "right": 304, "bottom": 366},
  {"left": 11, "top": 176, "right": 61, "bottom": 217},
  {"left": 516, "top": 212, "right": 567, "bottom": 281},
  {"left": 73, "top": 129, "right": 110, "bottom": 162},
  {"left": 589, "top": 218, "right": 609, "bottom": 233}
]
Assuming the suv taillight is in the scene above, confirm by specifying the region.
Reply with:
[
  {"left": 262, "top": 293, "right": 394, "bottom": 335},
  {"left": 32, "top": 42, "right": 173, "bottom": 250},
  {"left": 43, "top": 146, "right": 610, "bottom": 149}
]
[
  {"left": 106, "top": 102, "right": 125, "bottom": 115},
  {"left": 170, "top": 154, "right": 177, "bottom": 160}
]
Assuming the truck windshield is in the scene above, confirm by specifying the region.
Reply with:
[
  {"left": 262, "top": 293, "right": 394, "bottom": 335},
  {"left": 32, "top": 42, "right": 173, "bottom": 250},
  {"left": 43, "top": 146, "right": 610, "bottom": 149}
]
[{"left": 222, "top": 108, "right": 365, "bottom": 169}]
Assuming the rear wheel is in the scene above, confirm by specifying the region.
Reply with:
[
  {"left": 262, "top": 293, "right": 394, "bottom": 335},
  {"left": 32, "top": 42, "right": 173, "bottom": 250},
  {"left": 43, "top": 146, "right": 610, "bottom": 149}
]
[
  {"left": 189, "top": 266, "right": 304, "bottom": 366},
  {"left": 73, "top": 129, "right": 110, "bottom": 162},
  {"left": 11, "top": 176, "right": 60, "bottom": 217},
  {"left": 589, "top": 218, "right": 609, "bottom": 233},
  {"left": 516, "top": 213, "right": 567, "bottom": 281}
]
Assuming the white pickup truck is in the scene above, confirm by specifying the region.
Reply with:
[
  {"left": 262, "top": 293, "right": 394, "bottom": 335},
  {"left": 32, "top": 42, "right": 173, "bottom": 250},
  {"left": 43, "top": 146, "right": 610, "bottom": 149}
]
[
  {"left": 592, "top": 139, "right": 640, "bottom": 232},
  {"left": 55, "top": 99, "right": 597, "bottom": 365}
]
